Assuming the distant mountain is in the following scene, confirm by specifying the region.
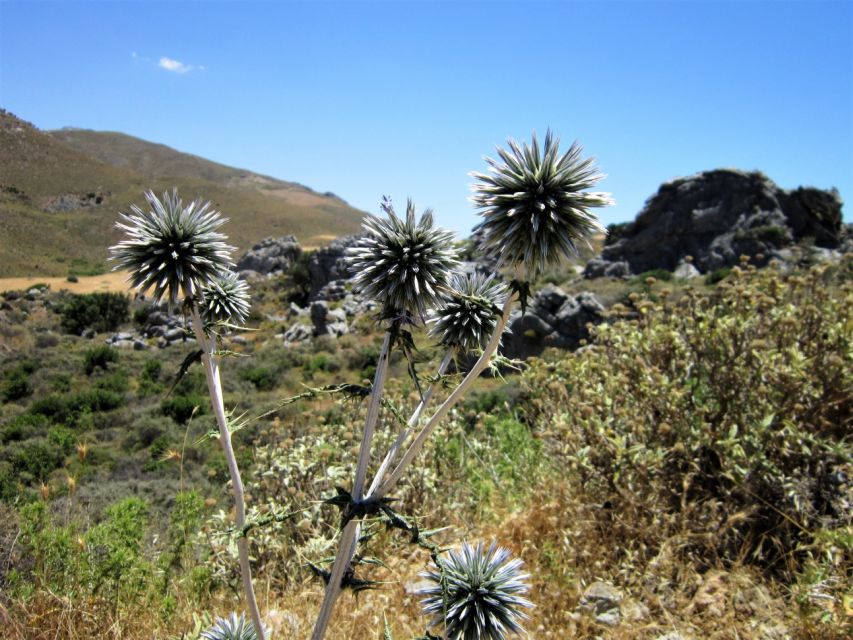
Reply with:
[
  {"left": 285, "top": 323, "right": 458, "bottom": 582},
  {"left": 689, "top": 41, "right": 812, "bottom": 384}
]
[{"left": 0, "top": 109, "right": 365, "bottom": 277}]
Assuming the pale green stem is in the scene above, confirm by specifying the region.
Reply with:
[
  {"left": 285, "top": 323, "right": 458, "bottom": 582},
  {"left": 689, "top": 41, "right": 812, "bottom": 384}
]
[
  {"left": 311, "top": 329, "right": 393, "bottom": 640},
  {"left": 372, "top": 290, "right": 518, "bottom": 501},
  {"left": 191, "top": 308, "right": 265, "bottom": 640},
  {"left": 366, "top": 348, "right": 455, "bottom": 498}
]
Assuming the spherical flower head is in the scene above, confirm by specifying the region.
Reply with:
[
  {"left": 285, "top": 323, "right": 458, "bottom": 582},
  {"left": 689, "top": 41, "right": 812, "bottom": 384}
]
[
  {"left": 201, "top": 612, "right": 266, "bottom": 640},
  {"left": 419, "top": 540, "right": 532, "bottom": 640},
  {"left": 110, "top": 188, "right": 235, "bottom": 306},
  {"left": 346, "top": 197, "right": 460, "bottom": 318},
  {"left": 429, "top": 272, "right": 508, "bottom": 352},
  {"left": 470, "top": 130, "right": 612, "bottom": 277},
  {"left": 200, "top": 270, "right": 251, "bottom": 326}
]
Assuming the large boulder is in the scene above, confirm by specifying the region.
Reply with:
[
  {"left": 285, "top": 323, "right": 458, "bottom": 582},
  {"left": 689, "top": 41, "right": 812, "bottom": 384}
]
[
  {"left": 502, "top": 285, "right": 604, "bottom": 359},
  {"left": 586, "top": 170, "right": 844, "bottom": 277},
  {"left": 237, "top": 236, "right": 302, "bottom": 276},
  {"left": 307, "top": 235, "right": 362, "bottom": 300}
]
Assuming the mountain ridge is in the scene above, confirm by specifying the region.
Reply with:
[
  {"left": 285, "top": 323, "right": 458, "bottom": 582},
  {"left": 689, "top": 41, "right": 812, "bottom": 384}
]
[{"left": 0, "top": 110, "right": 365, "bottom": 277}]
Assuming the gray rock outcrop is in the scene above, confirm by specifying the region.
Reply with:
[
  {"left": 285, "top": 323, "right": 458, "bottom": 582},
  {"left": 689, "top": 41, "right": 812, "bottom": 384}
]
[
  {"left": 307, "top": 235, "right": 361, "bottom": 300},
  {"left": 310, "top": 301, "right": 348, "bottom": 337},
  {"left": 237, "top": 236, "right": 302, "bottom": 276},
  {"left": 502, "top": 285, "right": 604, "bottom": 359},
  {"left": 585, "top": 169, "right": 845, "bottom": 277}
]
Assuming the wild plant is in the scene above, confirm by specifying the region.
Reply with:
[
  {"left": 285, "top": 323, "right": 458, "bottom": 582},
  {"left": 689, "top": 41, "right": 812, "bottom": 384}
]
[
  {"left": 110, "top": 189, "right": 266, "bottom": 639},
  {"left": 309, "top": 131, "right": 611, "bottom": 639}
]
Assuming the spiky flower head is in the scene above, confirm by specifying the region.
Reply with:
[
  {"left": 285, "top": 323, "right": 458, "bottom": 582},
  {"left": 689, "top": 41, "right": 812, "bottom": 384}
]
[
  {"left": 429, "top": 272, "right": 508, "bottom": 352},
  {"left": 199, "top": 270, "right": 251, "bottom": 326},
  {"left": 201, "top": 612, "right": 266, "bottom": 640},
  {"left": 110, "top": 188, "right": 235, "bottom": 306},
  {"left": 471, "top": 130, "right": 612, "bottom": 277},
  {"left": 347, "top": 197, "right": 459, "bottom": 318},
  {"left": 419, "top": 540, "right": 532, "bottom": 640}
]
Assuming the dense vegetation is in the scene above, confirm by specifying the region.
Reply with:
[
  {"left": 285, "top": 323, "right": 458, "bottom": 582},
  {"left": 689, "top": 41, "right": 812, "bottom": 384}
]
[{"left": 0, "top": 256, "right": 850, "bottom": 639}]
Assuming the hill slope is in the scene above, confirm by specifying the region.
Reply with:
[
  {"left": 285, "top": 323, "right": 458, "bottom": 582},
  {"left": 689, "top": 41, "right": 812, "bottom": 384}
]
[{"left": 0, "top": 110, "right": 365, "bottom": 277}]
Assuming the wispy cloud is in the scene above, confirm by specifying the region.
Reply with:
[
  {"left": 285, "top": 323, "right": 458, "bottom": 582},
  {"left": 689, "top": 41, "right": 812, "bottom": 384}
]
[{"left": 158, "top": 56, "right": 193, "bottom": 74}]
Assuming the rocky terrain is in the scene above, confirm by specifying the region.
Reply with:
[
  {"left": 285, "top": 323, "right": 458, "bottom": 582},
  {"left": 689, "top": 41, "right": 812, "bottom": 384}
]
[{"left": 586, "top": 169, "right": 848, "bottom": 278}]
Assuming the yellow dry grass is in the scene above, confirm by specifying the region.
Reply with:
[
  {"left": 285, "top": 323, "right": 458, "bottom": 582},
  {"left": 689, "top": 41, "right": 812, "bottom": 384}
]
[{"left": 0, "top": 271, "right": 134, "bottom": 295}]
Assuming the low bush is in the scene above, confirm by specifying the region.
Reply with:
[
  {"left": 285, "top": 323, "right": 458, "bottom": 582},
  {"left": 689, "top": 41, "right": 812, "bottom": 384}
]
[
  {"left": 240, "top": 365, "right": 278, "bottom": 391},
  {"left": 523, "top": 262, "right": 852, "bottom": 580},
  {"left": 59, "top": 292, "right": 129, "bottom": 335},
  {"left": 1, "top": 359, "right": 37, "bottom": 402},
  {"left": 84, "top": 345, "right": 119, "bottom": 375},
  {"left": 161, "top": 394, "right": 206, "bottom": 424}
]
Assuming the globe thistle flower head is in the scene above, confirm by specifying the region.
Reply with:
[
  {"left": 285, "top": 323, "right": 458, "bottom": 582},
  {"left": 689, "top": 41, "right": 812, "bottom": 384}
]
[
  {"left": 110, "top": 189, "right": 235, "bottom": 306},
  {"left": 347, "top": 197, "right": 459, "bottom": 319},
  {"left": 429, "top": 272, "right": 508, "bottom": 352},
  {"left": 470, "top": 130, "right": 612, "bottom": 277},
  {"left": 201, "top": 612, "right": 267, "bottom": 640},
  {"left": 199, "top": 270, "right": 251, "bottom": 326},
  {"left": 419, "top": 540, "right": 532, "bottom": 640}
]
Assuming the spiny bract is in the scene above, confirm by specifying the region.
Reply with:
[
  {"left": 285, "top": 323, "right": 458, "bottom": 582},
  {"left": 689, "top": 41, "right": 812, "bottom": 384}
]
[
  {"left": 200, "top": 270, "right": 251, "bottom": 326},
  {"left": 110, "top": 188, "right": 234, "bottom": 306},
  {"left": 347, "top": 197, "right": 459, "bottom": 318},
  {"left": 470, "top": 130, "right": 612, "bottom": 277},
  {"left": 429, "top": 272, "right": 508, "bottom": 352},
  {"left": 201, "top": 612, "right": 266, "bottom": 640},
  {"left": 419, "top": 540, "right": 532, "bottom": 640}
]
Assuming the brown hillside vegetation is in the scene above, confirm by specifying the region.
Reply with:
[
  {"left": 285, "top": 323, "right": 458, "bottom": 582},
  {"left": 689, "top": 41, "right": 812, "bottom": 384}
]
[{"left": 0, "top": 110, "right": 365, "bottom": 277}]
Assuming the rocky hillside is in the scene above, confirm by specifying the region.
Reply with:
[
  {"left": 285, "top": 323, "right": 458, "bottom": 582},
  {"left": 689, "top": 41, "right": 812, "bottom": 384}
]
[
  {"left": 0, "top": 110, "right": 365, "bottom": 277},
  {"left": 586, "top": 169, "right": 847, "bottom": 277}
]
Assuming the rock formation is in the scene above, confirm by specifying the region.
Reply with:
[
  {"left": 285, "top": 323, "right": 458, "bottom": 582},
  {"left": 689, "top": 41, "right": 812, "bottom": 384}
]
[
  {"left": 236, "top": 236, "right": 302, "bottom": 277},
  {"left": 585, "top": 169, "right": 844, "bottom": 277}
]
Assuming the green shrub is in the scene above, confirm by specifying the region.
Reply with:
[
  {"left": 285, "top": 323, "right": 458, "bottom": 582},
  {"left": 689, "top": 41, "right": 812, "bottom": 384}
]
[
  {"left": 161, "top": 394, "right": 206, "bottom": 424},
  {"left": 47, "top": 424, "right": 75, "bottom": 454},
  {"left": 1, "top": 413, "right": 48, "bottom": 443},
  {"left": 523, "top": 263, "right": 852, "bottom": 577},
  {"left": 133, "top": 304, "right": 154, "bottom": 326},
  {"left": 303, "top": 353, "right": 341, "bottom": 376},
  {"left": 93, "top": 369, "right": 130, "bottom": 394},
  {"left": 1, "top": 359, "right": 37, "bottom": 402},
  {"left": 0, "top": 460, "right": 17, "bottom": 501},
  {"left": 11, "top": 438, "right": 64, "bottom": 481},
  {"left": 84, "top": 497, "right": 151, "bottom": 602},
  {"left": 29, "top": 394, "right": 71, "bottom": 423},
  {"left": 60, "top": 292, "right": 129, "bottom": 335},
  {"left": 240, "top": 365, "right": 278, "bottom": 391},
  {"left": 142, "top": 359, "right": 162, "bottom": 383},
  {"left": 704, "top": 266, "right": 732, "bottom": 285},
  {"left": 84, "top": 345, "right": 119, "bottom": 375}
]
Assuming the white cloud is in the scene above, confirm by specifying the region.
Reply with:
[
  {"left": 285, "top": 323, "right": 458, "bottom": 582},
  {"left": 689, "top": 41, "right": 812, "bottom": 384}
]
[{"left": 158, "top": 56, "right": 193, "bottom": 74}]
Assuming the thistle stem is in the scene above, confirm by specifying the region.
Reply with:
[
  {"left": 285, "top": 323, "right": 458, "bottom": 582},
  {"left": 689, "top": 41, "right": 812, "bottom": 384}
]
[
  {"left": 373, "top": 290, "right": 518, "bottom": 501},
  {"left": 310, "top": 329, "right": 393, "bottom": 640},
  {"left": 352, "top": 330, "right": 393, "bottom": 499},
  {"left": 191, "top": 308, "right": 265, "bottom": 640},
  {"left": 366, "top": 349, "right": 454, "bottom": 498}
]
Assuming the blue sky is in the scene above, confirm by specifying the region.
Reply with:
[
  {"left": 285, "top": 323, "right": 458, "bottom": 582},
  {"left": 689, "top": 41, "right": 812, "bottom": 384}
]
[{"left": 1, "top": 0, "right": 851, "bottom": 234}]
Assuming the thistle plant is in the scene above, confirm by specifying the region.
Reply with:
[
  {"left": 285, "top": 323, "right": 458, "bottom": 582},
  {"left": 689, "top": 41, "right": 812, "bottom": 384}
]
[
  {"left": 111, "top": 188, "right": 235, "bottom": 305},
  {"left": 470, "top": 130, "right": 612, "bottom": 277},
  {"left": 200, "top": 269, "right": 252, "bottom": 325},
  {"left": 201, "top": 612, "right": 267, "bottom": 640},
  {"left": 419, "top": 541, "right": 532, "bottom": 640},
  {"left": 429, "top": 272, "right": 508, "bottom": 352},
  {"left": 348, "top": 197, "right": 459, "bottom": 319},
  {"left": 110, "top": 189, "right": 266, "bottom": 640},
  {"left": 310, "top": 133, "right": 610, "bottom": 640}
]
